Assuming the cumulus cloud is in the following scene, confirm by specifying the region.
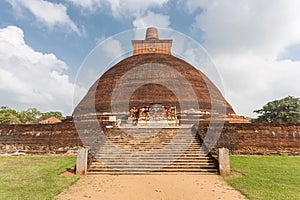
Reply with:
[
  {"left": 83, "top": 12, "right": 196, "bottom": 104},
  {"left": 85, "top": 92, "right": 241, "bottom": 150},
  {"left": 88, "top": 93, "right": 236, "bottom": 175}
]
[
  {"left": 192, "top": 0, "right": 300, "bottom": 57},
  {"left": 179, "top": 0, "right": 300, "bottom": 116},
  {"left": 0, "top": 26, "right": 74, "bottom": 114},
  {"left": 187, "top": 0, "right": 300, "bottom": 116},
  {"left": 133, "top": 11, "right": 170, "bottom": 29},
  {"left": 214, "top": 54, "right": 300, "bottom": 116},
  {"left": 184, "top": 0, "right": 300, "bottom": 117},
  {"left": 66, "top": 0, "right": 169, "bottom": 18},
  {"left": 6, "top": 0, "right": 82, "bottom": 35},
  {"left": 65, "top": 0, "right": 102, "bottom": 10}
]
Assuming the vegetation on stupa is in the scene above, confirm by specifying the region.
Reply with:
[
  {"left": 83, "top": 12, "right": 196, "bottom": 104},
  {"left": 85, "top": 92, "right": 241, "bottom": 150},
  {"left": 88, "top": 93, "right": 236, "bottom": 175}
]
[
  {"left": 253, "top": 96, "right": 300, "bottom": 122},
  {"left": 0, "top": 106, "right": 65, "bottom": 124}
]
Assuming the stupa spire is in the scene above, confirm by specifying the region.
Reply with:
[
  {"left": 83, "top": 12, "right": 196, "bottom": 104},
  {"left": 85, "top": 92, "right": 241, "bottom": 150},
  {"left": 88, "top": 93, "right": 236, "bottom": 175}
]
[
  {"left": 132, "top": 27, "right": 172, "bottom": 55},
  {"left": 145, "top": 27, "right": 159, "bottom": 40}
]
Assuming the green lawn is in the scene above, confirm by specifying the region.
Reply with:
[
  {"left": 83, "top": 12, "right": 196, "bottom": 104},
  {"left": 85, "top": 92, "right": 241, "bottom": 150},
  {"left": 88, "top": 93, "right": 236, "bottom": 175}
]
[
  {"left": 225, "top": 156, "right": 300, "bottom": 200},
  {"left": 0, "top": 156, "right": 79, "bottom": 200}
]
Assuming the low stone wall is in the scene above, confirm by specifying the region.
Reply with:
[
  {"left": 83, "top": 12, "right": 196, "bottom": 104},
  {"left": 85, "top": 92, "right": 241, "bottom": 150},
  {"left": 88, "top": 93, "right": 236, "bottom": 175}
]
[
  {"left": 198, "top": 122, "right": 300, "bottom": 155},
  {"left": 0, "top": 121, "right": 82, "bottom": 154}
]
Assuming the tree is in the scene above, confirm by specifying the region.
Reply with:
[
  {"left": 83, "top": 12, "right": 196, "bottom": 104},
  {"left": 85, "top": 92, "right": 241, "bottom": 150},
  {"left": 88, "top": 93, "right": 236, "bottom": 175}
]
[
  {"left": 0, "top": 112, "right": 21, "bottom": 124},
  {"left": 39, "top": 111, "right": 65, "bottom": 121},
  {"left": 253, "top": 96, "right": 300, "bottom": 122},
  {"left": 0, "top": 106, "right": 21, "bottom": 124},
  {"left": 0, "top": 106, "right": 10, "bottom": 110},
  {"left": 0, "top": 106, "right": 65, "bottom": 124},
  {"left": 19, "top": 108, "right": 42, "bottom": 124}
]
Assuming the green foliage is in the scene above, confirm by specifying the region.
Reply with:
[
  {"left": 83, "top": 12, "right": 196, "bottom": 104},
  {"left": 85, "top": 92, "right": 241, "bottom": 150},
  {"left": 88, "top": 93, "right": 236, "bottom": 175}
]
[
  {"left": 0, "top": 107, "right": 20, "bottom": 124},
  {"left": 19, "top": 108, "right": 42, "bottom": 124},
  {"left": 0, "top": 106, "right": 65, "bottom": 124},
  {"left": 39, "top": 111, "right": 65, "bottom": 121},
  {"left": 0, "top": 156, "right": 79, "bottom": 200},
  {"left": 225, "top": 156, "right": 300, "bottom": 200},
  {"left": 253, "top": 96, "right": 300, "bottom": 122},
  {"left": 246, "top": 117, "right": 256, "bottom": 123},
  {"left": 0, "top": 112, "right": 21, "bottom": 124}
]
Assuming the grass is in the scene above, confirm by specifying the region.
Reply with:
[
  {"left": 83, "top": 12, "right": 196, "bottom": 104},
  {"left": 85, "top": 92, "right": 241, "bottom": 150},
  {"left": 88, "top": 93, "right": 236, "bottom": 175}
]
[
  {"left": 0, "top": 156, "right": 79, "bottom": 200},
  {"left": 225, "top": 156, "right": 300, "bottom": 200}
]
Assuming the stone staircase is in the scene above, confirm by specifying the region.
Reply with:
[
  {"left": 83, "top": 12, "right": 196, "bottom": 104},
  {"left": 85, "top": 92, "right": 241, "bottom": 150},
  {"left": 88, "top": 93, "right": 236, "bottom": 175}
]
[{"left": 87, "top": 127, "right": 218, "bottom": 174}]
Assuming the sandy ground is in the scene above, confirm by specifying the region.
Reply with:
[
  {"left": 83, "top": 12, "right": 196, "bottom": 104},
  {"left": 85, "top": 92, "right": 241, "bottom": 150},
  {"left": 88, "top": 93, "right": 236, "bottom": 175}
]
[{"left": 56, "top": 174, "right": 247, "bottom": 200}]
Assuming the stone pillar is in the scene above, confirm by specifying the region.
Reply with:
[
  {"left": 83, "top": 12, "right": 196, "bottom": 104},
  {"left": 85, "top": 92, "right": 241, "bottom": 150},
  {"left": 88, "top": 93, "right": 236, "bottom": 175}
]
[
  {"left": 76, "top": 148, "right": 89, "bottom": 175},
  {"left": 219, "top": 147, "right": 230, "bottom": 176}
]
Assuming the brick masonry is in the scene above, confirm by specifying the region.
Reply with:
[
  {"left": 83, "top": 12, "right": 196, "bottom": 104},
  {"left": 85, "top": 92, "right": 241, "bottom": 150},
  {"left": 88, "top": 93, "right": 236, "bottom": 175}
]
[
  {"left": 198, "top": 122, "right": 300, "bottom": 155},
  {"left": 0, "top": 121, "right": 82, "bottom": 154},
  {"left": 0, "top": 121, "right": 299, "bottom": 155}
]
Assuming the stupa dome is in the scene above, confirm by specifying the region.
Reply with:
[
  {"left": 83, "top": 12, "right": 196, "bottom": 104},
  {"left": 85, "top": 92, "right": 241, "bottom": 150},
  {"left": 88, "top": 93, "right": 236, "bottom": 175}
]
[{"left": 74, "top": 28, "right": 236, "bottom": 125}]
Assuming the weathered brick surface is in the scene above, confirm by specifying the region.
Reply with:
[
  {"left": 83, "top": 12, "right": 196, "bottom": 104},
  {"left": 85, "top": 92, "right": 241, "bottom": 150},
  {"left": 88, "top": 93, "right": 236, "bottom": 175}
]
[
  {"left": 73, "top": 53, "right": 236, "bottom": 116},
  {"left": 0, "top": 121, "right": 82, "bottom": 154},
  {"left": 198, "top": 122, "right": 300, "bottom": 155},
  {"left": 0, "top": 121, "right": 299, "bottom": 155}
]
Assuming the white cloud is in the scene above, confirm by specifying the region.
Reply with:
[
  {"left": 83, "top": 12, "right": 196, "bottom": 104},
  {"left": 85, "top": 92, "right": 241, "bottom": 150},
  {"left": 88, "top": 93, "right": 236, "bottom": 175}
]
[
  {"left": 7, "top": 0, "right": 82, "bottom": 35},
  {"left": 102, "top": 38, "right": 125, "bottom": 60},
  {"left": 66, "top": 0, "right": 169, "bottom": 18},
  {"left": 192, "top": 0, "right": 300, "bottom": 58},
  {"left": 65, "top": 0, "right": 102, "bottom": 10},
  {"left": 109, "top": 0, "right": 169, "bottom": 18},
  {"left": 182, "top": 0, "right": 208, "bottom": 14},
  {"left": 133, "top": 11, "right": 170, "bottom": 29},
  {"left": 214, "top": 54, "right": 300, "bottom": 117},
  {"left": 0, "top": 26, "right": 74, "bottom": 115},
  {"left": 186, "top": 0, "right": 300, "bottom": 117}
]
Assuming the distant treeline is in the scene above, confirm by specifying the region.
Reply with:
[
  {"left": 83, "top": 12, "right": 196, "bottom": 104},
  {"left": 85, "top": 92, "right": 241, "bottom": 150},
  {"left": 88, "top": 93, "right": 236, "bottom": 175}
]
[{"left": 0, "top": 106, "right": 65, "bottom": 124}]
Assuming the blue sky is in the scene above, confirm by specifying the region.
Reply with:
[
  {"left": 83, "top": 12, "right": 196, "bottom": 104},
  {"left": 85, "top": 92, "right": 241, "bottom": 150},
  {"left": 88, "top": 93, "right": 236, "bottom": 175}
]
[{"left": 0, "top": 0, "right": 300, "bottom": 117}]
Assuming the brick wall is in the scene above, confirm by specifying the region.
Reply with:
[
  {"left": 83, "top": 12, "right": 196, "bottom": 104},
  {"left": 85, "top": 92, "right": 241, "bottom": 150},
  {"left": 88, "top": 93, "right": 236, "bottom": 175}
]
[
  {"left": 198, "top": 122, "right": 300, "bottom": 155},
  {"left": 0, "top": 121, "right": 299, "bottom": 155},
  {"left": 0, "top": 121, "right": 82, "bottom": 154}
]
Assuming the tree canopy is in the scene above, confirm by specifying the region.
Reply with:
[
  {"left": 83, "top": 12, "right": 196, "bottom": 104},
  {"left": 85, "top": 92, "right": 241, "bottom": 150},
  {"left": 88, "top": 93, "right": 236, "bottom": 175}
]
[
  {"left": 0, "top": 107, "right": 21, "bottom": 124},
  {"left": 39, "top": 112, "right": 65, "bottom": 121},
  {"left": 0, "top": 112, "right": 21, "bottom": 124},
  {"left": 19, "top": 108, "right": 42, "bottom": 124},
  {"left": 0, "top": 107, "right": 65, "bottom": 124},
  {"left": 253, "top": 96, "right": 300, "bottom": 122}
]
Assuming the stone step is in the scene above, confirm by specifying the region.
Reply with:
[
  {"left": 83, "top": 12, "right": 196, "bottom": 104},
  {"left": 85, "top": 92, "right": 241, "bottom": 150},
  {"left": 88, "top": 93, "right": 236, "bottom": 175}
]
[
  {"left": 106, "top": 139, "right": 201, "bottom": 141},
  {"left": 103, "top": 143, "right": 201, "bottom": 145},
  {"left": 93, "top": 159, "right": 212, "bottom": 163},
  {"left": 103, "top": 145, "right": 202, "bottom": 148},
  {"left": 105, "top": 137, "right": 197, "bottom": 139},
  {"left": 94, "top": 155, "right": 211, "bottom": 159},
  {"left": 102, "top": 146, "right": 203, "bottom": 149},
  {"left": 87, "top": 168, "right": 218, "bottom": 174},
  {"left": 88, "top": 167, "right": 217, "bottom": 172},
  {"left": 93, "top": 156, "right": 213, "bottom": 161},
  {"left": 90, "top": 161, "right": 215, "bottom": 168},
  {"left": 94, "top": 154, "right": 210, "bottom": 158},
  {"left": 90, "top": 162, "right": 215, "bottom": 166},
  {"left": 95, "top": 146, "right": 204, "bottom": 150},
  {"left": 95, "top": 150, "right": 207, "bottom": 154},
  {"left": 89, "top": 162, "right": 216, "bottom": 167},
  {"left": 87, "top": 171, "right": 217, "bottom": 175},
  {"left": 107, "top": 138, "right": 201, "bottom": 140},
  {"left": 91, "top": 158, "right": 214, "bottom": 163},
  {"left": 104, "top": 141, "right": 201, "bottom": 144},
  {"left": 94, "top": 153, "right": 210, "bottom": 159}
]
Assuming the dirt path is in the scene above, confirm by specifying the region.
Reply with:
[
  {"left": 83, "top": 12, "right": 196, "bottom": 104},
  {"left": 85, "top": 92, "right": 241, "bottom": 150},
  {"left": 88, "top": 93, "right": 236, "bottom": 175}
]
[{"left": 56, "top": 174, "right": 247, "bottom": 200}]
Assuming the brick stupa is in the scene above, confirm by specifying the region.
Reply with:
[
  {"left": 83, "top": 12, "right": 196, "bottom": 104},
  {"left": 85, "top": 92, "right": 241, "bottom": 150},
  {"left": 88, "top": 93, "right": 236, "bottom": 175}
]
[{"left": 74, "top": 27, "right": 247, "bottom": 125}]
